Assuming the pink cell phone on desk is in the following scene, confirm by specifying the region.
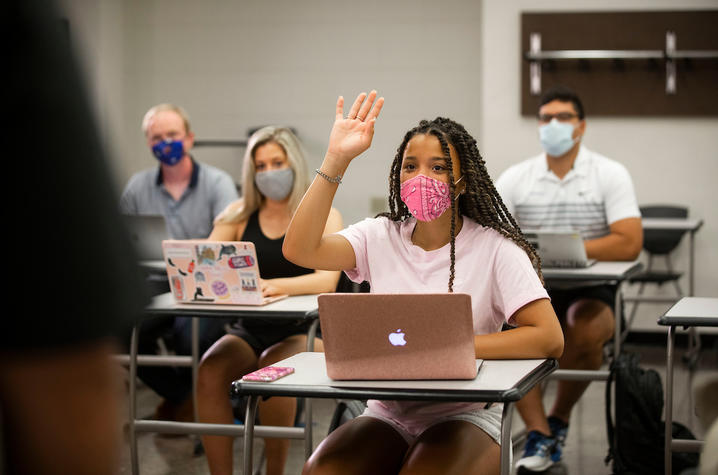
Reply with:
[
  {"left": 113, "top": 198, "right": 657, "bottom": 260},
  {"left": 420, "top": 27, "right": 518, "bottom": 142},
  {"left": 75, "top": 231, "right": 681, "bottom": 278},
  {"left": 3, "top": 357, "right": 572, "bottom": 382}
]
[{"left": 242, "top": 366, "right": 294, "bottom": 382}]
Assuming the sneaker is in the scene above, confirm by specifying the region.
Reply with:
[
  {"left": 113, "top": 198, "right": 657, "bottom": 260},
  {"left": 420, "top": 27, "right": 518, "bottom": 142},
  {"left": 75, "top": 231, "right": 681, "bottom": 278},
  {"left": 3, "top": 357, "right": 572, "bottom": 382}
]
[
  {"left": 515, "top": 430, "right": 559, "bottom": 473},
  {"left": 548, "top": 415, "right": 569, "bottom": 460}
]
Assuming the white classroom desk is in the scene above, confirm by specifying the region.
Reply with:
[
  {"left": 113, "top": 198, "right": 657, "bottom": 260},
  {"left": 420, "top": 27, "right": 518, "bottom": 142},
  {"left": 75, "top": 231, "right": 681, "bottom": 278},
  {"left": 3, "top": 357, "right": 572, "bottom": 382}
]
[
  {"left": 232, "top": 352, "right": 558, "bottom": 475},
  {"left": 541, "top": 260, "right": 642, "bottom": 381},
  {"left": 127, "top": 292, "right": 321, "bottom": 475},
  {"left": 658, "top": 297, "right": 718, "bottom": 475},
  {"left": 127, "top": 261, "right": 639, "bottom": 472}
]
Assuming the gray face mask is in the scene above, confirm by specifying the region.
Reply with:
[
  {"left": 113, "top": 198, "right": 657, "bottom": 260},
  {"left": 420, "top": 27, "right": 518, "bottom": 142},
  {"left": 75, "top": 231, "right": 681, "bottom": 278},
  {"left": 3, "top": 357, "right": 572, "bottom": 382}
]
[{"left": 255, "top": 167, "right": 295, "bottom": 201}]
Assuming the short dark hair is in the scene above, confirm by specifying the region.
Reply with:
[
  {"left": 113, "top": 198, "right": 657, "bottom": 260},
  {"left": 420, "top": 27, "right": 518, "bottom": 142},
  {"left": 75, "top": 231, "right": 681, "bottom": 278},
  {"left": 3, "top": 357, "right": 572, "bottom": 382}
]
[{"left": 539, "top": 85, "right": 585, "bottom": 119}]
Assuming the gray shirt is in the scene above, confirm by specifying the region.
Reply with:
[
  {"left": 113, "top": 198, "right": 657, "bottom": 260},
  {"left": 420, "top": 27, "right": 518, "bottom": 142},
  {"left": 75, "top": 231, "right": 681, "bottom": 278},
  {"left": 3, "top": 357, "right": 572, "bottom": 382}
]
[{"left": 120, "top": 158, "right": 239, "bottom": 239}]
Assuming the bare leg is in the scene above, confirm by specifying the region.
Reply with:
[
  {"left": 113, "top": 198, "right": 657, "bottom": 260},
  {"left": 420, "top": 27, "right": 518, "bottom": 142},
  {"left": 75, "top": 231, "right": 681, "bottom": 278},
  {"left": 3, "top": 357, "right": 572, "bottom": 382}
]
[
  {"left": 515, "top": 386, "right": 552, "bottom": 435},
  {"left": 258, "top": 335, "right": 324, "bottom": 475},
  {"left": 303, "top": 417, "right": 408, "bottom": 475},
  {"left": 401, "top": 420, "right": 500, "bottom": 475},
  {"left": 550, "top": 299, "right": 614, "bottom": 422},
  {"left": 197, "top": 334, "right": 258, "bottom": 475}
]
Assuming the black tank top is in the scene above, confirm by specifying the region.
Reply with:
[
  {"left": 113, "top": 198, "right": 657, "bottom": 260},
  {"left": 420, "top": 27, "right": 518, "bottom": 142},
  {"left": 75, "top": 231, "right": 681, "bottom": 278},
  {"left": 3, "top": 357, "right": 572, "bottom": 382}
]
[{"left": 240, "top": 210, "right": 312, "bottom": 279}]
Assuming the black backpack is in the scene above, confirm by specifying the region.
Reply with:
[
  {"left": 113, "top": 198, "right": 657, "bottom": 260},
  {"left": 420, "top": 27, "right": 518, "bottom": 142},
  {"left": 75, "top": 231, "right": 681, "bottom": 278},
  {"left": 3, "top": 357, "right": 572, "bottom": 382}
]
[{"left": 605, "top": 352, "right": 699, "bottom": 474}]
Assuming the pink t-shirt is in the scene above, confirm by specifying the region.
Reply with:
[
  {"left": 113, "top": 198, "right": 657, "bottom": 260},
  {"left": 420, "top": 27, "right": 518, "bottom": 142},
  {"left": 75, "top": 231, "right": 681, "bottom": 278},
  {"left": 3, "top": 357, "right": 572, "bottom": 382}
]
[{"left": 337, "top": 216, "right": 549, "bottom": 425}]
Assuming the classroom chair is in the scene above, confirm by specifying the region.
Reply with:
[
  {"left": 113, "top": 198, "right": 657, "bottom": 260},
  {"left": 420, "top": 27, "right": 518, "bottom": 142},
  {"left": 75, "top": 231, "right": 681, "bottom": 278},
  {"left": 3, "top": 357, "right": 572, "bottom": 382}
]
[{"left": 624, "top": 204, "right": 689, "bottom": 339}]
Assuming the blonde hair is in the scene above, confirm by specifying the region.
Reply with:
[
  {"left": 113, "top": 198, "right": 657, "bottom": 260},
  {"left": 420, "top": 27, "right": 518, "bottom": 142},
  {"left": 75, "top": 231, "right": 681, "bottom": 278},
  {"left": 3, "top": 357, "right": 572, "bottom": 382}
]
[
  {"left": 142, "top": 103, "right": 191, "bottom": 136},
  {"left": 215, "top": 126, "right": 309, "bottom": 224}
]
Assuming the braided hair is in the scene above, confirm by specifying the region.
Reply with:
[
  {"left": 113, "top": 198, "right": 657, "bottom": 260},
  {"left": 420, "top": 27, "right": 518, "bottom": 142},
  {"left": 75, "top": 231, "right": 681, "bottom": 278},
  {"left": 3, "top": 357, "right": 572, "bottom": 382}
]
[{"left": 381, "top": 117, "right": 543, "bottom": 292}]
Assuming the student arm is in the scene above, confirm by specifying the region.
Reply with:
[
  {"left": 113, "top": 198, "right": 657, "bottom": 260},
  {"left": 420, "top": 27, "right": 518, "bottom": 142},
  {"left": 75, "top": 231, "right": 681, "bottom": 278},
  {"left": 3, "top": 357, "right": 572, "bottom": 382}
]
[
  {"left": 473, "top": 298, "right": 564, "bottom": 359},
  {"left": 263, "top": 207, "right": 344, "bottom": 296},
  {"left": 208, "top": 220, "right": 246, "bottom": 241},
  {"left": 584, "top": 217, "right": 643, "bottom": 261},
  {"left": 208, "top": 200, "right": 247, "bottom": 241},
  {"left": 283, "top": 91, "right": 383, "bottom": 272}
]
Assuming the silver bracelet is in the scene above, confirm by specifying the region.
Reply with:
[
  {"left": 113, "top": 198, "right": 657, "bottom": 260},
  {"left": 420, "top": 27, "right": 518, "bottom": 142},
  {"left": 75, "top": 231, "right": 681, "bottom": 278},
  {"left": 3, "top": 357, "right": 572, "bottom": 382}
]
[{"left": 315, "top": 168, "right": 342, "bottom": 184}]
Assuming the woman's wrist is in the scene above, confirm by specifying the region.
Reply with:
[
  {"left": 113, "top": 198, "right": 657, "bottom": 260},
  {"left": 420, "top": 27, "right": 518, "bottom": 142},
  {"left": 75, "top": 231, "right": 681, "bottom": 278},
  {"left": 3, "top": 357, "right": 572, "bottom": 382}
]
[{"left": 318, "top": 153, "right": 349, "bottom": 180}]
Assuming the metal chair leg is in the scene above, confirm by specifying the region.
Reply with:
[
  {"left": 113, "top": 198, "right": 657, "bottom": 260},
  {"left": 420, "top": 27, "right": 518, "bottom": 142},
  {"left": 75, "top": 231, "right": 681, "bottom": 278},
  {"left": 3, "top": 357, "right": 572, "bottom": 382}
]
[
  {"left": 665, "top": 254, "right": 684, "bottom": 297},
  {"left": 129, "top": 323, "right": 141, "bottom": 475},
  {"left": 500, "top": 403, "right": 515, "bottom": 475}
]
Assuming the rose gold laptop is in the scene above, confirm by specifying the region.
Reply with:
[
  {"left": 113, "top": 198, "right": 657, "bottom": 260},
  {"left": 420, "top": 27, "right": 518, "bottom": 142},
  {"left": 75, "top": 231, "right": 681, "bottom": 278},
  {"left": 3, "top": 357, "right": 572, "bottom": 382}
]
[{"left": 318, "top": 293, "right": 480, "bottom": 380}]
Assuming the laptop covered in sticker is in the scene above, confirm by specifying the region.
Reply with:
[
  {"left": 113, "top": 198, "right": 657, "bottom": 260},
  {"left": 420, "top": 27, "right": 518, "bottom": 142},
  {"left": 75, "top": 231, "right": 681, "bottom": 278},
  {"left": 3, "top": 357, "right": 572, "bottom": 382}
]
[{"left": 162, "top": 240, "right": 287, "bottom": 305}]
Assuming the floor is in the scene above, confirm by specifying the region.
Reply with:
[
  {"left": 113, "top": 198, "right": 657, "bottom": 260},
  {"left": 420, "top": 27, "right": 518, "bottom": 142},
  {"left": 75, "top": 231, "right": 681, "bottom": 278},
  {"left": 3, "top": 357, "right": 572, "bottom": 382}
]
[{"left": 117, "top": 334, "right": 717, "bottom": 475}]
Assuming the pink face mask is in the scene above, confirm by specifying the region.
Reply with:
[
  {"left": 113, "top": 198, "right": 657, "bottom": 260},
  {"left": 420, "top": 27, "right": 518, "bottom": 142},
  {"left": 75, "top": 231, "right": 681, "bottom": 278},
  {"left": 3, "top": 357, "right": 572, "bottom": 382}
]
[{"left": 400, "top": 174, "right": 462, "bottom": 222}]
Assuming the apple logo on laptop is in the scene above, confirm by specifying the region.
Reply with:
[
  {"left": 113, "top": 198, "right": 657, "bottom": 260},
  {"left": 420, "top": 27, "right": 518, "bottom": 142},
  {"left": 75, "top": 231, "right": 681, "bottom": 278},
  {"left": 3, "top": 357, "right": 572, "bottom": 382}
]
[{"left": 388, "top": 329, "right": 407, "bottom": 346}]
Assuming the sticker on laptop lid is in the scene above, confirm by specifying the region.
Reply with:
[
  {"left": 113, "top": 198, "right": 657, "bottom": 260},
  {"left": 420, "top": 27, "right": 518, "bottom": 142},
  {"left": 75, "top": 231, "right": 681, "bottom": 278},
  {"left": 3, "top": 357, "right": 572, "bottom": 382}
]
[
  {"left": 196, "top": 245, "right": 218, "bottom": 265},
  {"left": 229, "top": 255, "right": 255, "bottom": 269},
  {"left": 192, "top": 286, "right": 213, "bottom": 302},
  {"left": 211, "top": 280, "right": 230, "bottom": 299},
  {"left": 240, "top": 272, "right": 258, "bottom": 292},
  {"left": 170, "top": 275, "right": 185, "bottom": 300},
  {"left": 218, "top": 244, "right": 237, "bottom": 260},
  {"left": 165, "top": 247, "right": 193, "bottom": 260}
]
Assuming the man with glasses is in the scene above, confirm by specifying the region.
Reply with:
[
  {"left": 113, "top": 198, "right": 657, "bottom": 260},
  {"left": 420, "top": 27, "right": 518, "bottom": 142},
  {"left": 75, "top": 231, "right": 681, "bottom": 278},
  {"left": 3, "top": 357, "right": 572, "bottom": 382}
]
[
  {"left": 120, "top": 104, "right": 238, "bottom": 422},
  {"left": 121, "top": 103, "right": 238, "bottom": 240},
  {"left": 495, "top": 86, "right": 642, "bottom": 473}
]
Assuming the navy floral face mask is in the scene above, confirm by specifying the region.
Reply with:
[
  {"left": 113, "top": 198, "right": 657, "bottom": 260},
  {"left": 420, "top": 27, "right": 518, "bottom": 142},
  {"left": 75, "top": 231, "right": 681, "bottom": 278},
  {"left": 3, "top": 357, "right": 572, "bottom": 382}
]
[{"left": 152, "top": 139, "right": 184, "bottom": 166}]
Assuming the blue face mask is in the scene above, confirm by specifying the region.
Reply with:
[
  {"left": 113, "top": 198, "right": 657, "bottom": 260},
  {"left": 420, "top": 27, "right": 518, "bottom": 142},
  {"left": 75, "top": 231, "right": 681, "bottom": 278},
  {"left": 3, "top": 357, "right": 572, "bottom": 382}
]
[
  {"left": 152, "top": 139, "right": 184, "bottom": 166},
  {"left": 539, "top": 119, "right": 578, "bottom": 157}
]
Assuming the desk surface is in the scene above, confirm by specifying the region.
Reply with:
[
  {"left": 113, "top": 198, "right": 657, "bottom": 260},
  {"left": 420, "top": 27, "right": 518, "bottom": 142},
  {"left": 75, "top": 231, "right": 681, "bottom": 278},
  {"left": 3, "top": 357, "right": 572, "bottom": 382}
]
[
  {"left": 642, "top": 217, "right": 703, "bottom": 231},
  {"left": 542, "top": 260, "right": 642, "bottom": 281},
  {"left": 139, "top": 260, "right": 167, "bottom": 273},
  {"left": 658, "top": 297, "right": 718, "bottom": 326},
  {"left": 232, "top": 352, "right": 557, "bottom": 403},
  {"left": 145, "top": 292, "right": 319, "bottom": 319}
]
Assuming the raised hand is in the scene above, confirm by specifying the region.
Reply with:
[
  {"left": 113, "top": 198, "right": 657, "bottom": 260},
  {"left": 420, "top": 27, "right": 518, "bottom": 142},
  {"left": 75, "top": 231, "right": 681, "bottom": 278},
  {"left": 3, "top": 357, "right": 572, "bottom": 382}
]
[{"left": 326, "top": 90, "right": 384, "bottom": 167}]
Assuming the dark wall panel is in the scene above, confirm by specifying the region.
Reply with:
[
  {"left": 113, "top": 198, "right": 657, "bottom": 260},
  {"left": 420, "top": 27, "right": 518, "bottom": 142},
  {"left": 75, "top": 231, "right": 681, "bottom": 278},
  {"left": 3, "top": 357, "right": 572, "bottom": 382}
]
[{"left": 521, "top": 11, "right": 718, "bottom": 116}]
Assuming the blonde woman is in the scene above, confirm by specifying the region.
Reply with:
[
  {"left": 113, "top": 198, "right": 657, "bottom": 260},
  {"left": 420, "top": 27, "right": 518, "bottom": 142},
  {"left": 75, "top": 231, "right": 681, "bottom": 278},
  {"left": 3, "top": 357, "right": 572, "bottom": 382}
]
[{"left": 197, "top": 126, "right": 342, "bottom": 475}]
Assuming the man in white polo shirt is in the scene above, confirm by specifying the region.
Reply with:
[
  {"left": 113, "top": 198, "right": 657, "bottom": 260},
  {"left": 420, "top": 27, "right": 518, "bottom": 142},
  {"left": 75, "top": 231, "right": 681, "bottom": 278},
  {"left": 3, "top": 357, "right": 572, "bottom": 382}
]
[{"left": 495, "top": 86, "right": 643, "bottom": 472}]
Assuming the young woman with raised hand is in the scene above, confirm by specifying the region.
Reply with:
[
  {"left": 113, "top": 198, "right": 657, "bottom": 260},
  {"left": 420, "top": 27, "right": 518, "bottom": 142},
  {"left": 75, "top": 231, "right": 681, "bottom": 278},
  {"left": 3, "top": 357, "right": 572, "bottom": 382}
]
[
  {"left": 197, "top": 126, "right": 342, "bottom": 475},
  {"left": 282, "top": 91, "right": 564, "bottom": 475}
]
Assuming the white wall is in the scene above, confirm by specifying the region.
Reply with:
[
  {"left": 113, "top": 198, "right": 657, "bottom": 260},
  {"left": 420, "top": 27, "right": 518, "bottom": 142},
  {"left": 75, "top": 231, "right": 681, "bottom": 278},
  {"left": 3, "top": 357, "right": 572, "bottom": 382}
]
[
  {"left": 480, "top": 0, "right": 718, "bottom": 329},
  {"left": 115, "top": 0, "right": 483, "bottom": 225},
  {"left": 59, "top": 0, "right": 126, "bottom": 186},
  {"left": 62, "top": 0, "right": 715, "bottom": 327}
]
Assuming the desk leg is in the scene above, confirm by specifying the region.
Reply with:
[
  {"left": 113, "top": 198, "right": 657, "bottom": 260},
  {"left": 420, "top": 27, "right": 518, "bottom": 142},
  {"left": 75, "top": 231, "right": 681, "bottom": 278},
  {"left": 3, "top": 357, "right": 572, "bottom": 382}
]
[
  {"left": 303, "top": 319, "right": 319, "bottom": 460},
  {"left": 304, "top": 398, "right": 314, "bottom": 461},
  {"left": 665, "top": 325, "right": 675, "bottom": 475},
  {"left": 129, "top": 323, "right": 140, "bottom": 475},
  {"left": 306, "top": 319, "right": 319, "bottom": 352},
  {"left": 191, "top": 316, "right": 202, "bottom": 454},
  {"left": 614, "top": 283, "right": 623, "bottom": 357},
  {"left": 243, "top": 395, "right": 259, "bottom": 475},
  {"left": 192, "top": 317, "right": 199, "bottom": 423},
  {"left": 500, "top": 402, "right": 514, "bottom": 475}
]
